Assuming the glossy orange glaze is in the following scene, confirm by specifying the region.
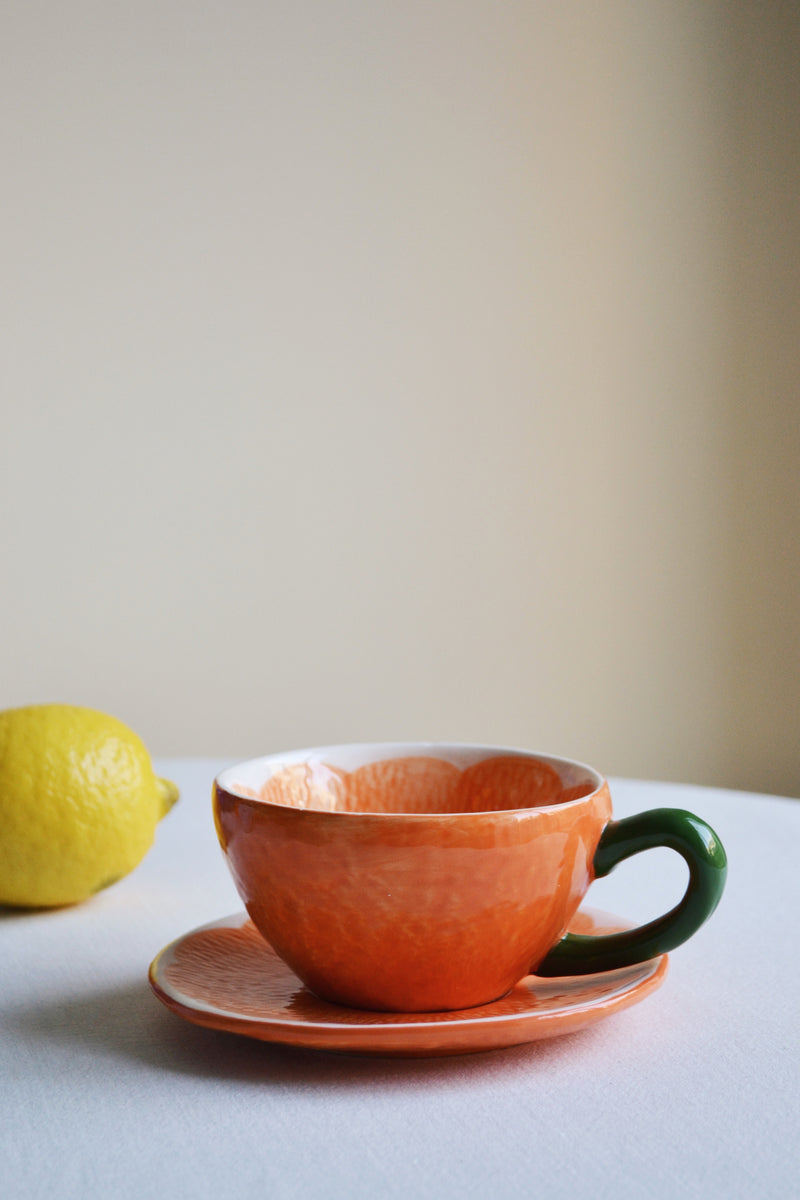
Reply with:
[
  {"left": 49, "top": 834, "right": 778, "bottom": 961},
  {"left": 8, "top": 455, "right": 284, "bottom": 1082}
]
[
  {"left": 149, "top": 910, "right": 668, "bottom": 1056},
  {"left": 213, "top": 751, "right": 612, "bottom": 1013}
]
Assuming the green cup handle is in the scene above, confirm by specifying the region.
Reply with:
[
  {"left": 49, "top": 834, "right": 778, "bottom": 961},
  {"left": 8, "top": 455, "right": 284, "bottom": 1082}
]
[{"left": 536, "top": 808, "right": 727, "bottom": 977}]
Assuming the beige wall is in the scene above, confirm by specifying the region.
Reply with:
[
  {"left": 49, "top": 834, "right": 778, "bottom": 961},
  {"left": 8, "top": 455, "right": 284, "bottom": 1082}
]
[{"left": 2, "top": 3, "right": 798, "bottom": 795}]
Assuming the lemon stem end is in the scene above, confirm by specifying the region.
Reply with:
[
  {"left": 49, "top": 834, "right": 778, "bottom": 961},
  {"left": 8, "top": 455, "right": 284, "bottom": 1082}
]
[{"left": 157, "top": 777, "right": 180, "bottom": 817}]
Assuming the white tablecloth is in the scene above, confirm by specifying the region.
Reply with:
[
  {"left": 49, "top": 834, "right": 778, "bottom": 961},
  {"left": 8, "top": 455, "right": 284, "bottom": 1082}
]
[{"left": 3, "top": 760, "right": 798, "bottom": 1199}]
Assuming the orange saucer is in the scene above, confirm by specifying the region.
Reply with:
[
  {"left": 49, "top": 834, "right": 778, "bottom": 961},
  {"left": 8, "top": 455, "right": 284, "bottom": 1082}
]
[{"left": 149, "top": 909, "right": 667, "bottom": 1057}]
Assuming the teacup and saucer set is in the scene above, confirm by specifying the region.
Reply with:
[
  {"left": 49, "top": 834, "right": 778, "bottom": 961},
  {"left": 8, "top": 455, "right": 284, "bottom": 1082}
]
[{"left": 149, "top": 743, "right": 727, "bottom": 1056}]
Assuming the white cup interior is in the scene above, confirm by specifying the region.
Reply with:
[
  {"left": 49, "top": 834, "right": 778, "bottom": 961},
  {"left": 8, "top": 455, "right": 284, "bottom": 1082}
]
[{"left": 216, "top": 742, "right": 603, "bottom": 808}]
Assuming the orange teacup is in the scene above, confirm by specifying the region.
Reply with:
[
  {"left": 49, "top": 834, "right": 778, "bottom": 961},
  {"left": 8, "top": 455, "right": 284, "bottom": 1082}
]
[{"left": 213, "top": 743, "right": 726, "bottom": 1013}]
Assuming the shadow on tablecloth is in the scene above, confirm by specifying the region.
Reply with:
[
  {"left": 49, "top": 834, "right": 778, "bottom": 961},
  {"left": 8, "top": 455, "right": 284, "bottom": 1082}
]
[{"left": 6, "top": 978, "right": 607, "bottom": 1089}]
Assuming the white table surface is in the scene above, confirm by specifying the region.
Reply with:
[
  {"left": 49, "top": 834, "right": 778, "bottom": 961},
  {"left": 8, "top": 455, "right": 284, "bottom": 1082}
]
[{"left": 3, "top": 760, "right": 799, "bottom": 1200}]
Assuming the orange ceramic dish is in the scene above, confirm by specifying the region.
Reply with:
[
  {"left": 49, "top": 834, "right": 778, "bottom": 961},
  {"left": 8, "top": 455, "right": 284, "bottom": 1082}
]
[
  {"left": 212, "top": 744, "right": 725, "bottom": 1013},
  {"left": 149, "top": 909, "right": 669, "bottom": 1057}
]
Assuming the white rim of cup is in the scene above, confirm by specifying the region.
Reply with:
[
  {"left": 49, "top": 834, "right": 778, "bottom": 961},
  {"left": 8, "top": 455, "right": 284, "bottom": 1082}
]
[{"left": 214, "top": 742, "right": 606, "bottom": 817}]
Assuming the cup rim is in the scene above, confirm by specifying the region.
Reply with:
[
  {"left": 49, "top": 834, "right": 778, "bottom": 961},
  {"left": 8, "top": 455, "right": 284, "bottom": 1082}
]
[{"left": 214, "top": 742, "right": 606, "bottom": 818}]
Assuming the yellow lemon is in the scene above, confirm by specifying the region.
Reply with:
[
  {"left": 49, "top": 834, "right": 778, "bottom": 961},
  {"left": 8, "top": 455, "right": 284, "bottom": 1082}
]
[{"left": 0, "top": 704, "right": 178, "bottom": 907}]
